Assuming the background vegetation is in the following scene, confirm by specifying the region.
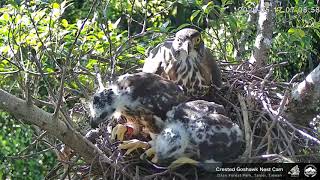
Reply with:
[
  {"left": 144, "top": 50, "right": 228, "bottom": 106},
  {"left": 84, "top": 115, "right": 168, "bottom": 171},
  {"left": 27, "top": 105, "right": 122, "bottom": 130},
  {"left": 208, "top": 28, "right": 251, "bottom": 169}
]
[{"left": 0, "top": 0, "right": 319, "bottom": 179}]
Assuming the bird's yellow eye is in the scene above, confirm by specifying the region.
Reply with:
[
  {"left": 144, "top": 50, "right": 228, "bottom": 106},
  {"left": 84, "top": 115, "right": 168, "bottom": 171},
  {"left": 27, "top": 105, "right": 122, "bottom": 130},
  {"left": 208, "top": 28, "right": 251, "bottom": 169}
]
[{"left": 195, "top": 37, "right": 201, "bottom": 45}]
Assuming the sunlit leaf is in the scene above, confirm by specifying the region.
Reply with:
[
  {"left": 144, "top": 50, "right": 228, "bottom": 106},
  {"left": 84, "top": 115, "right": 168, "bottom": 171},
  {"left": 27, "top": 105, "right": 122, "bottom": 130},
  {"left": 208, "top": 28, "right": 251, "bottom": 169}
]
[
  {"left": 190, "top": 10, "right": 201, "bottom": 22},
  {"left": 61, "top": 19, "right": 68, "bottom": 28},
  {"left": 288, "top": 28, "right": 305, "bottom": 38},
  {"left": 288, "top": 28, "right": 295, "bottom": 34},
  {"left": 0, "top": 46, "right": 10, "bottom": 54},
  {"left": 52, "top": 3, "right": 60, "bottom": 9},
  {"left": 1, "top": 13, "right": 10, "bottom": 21},
  {"left": 126, "top": 54, "right": 135, "bottom": 58},
  {"left": 177, "top": 23, "right": 191, "bottom": 31},
  {"left": 86, "top": 59, "right": 98, "bottom": 69},
  {"left": 15, "top": 14, "right": 21, "bottom": 24},
  {"left": 45, "top": 67, "right": 54, "bottom": 73},
  {"left": 138, "top": 59, "right": 145, "bottom": 64},
  {"left": 202, "top": 1, "right": 213, "bottom": 12},
  {"left": 136, "top": 45, "right": 145, "bottom": 54}
]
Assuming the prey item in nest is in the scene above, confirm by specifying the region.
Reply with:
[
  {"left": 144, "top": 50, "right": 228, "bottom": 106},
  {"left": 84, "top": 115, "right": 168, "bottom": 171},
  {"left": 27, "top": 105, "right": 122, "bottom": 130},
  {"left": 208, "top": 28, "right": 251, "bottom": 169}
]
[{"left": 143, "top": 100, "right": 244, "bottom": 171}]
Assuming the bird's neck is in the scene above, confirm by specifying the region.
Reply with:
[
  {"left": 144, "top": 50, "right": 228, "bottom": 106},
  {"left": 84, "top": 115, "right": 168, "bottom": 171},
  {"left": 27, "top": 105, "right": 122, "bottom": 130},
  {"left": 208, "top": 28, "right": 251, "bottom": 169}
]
[
  {"left": 173, "top": 50, "right": 200, "bottom": 62},
  {"left": 113, "top": 93, "right": 140, "bottom": 113},
  {"left": 188, "top": 50, "right": 200, "bottom": 61}
]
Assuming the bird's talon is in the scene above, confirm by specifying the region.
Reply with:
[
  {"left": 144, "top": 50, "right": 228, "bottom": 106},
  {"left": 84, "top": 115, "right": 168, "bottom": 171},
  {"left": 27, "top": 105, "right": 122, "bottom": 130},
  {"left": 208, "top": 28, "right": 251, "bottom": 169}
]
[
  {"left": 168, "top": 157, "right": 199, "bottom": 170},
  {"left": 140, "top": 147, "right": 157, "bottom": 161},
  {"left": 145, "top": 147, "right": 155, "bottom": 157},
  {"left": 111, "top": 124, "right": 127, "bottom": 141},
  {"left": 118, "top": 139, "right": 149, "bottom": 155},
  {"left": 151, "top": 156, "right": 158, "bottom": 163}
]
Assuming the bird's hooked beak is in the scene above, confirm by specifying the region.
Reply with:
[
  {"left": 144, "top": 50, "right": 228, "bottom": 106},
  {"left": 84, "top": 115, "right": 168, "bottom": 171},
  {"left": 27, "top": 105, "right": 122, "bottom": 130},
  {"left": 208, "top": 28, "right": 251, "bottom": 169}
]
[{"left": 181, "top": 40, "right": 192, "bottom": 55}]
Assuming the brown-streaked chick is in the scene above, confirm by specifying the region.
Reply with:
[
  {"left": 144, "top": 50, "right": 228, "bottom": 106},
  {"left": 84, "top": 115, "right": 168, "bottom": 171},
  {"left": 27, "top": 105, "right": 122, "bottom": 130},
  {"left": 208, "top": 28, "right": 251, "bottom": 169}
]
[{"left": 89, "top": 72, "right": 188, "bottom": 154}]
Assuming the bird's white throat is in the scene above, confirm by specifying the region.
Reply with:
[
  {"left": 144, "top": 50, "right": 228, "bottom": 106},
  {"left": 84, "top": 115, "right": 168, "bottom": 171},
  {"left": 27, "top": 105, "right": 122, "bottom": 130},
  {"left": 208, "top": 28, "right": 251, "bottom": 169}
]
[{"left": 111, "top": 85, "right": 141, "bottom": 112}]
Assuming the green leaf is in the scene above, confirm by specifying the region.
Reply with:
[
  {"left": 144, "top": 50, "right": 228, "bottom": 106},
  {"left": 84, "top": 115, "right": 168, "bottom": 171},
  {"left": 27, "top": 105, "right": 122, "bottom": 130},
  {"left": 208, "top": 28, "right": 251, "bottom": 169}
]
[
  {"left": 125, "top": 54, "right": 135, "bottom": 58},
  {"left": 314, "top": 29, "right": 320, "bottom": 39},
  {"left": 138, "top": 59, "right": 145, "bottom": 64},
  {"left": 97, "top": 31, "right": 104, "bottom": 39},
  {"left": 202, "top": 1, "right": 213, "bottom": 13},
  {"left": 45, "top": 68, "right": 54, "bottom": 73},
  {"left": 288, "top": 28, "right": 305, "bottom": 38},
  {"left": 61, "top": 19, "right": 68, "bottom": 28},
  {"left": 0, "top": 46, "right": 10, "bottom": 54},
  {"left": 15, "top": 14, "right": 21, "bottom": 24},
  {"left": 227, "top": 16, "right": 237, "bottom": 31},
  {"left": 52, "top": 3, "right": 60, "bottom": 9},
  {"left": 2, "top": 13, "right": 10, "bottom": 21},
  {"left": 177, "top": 23, "right": 191, "bottom": 31},
  {"left": 287, "top": 28, "right": 295, "bottom": 34},
  {"left": 136, "top": 45, "right": 145, "bottom": 54},
  {"left": 160, "top": 21, "right": 170, "bottom": 32},
  {"left": 222, "top": 0, "right": 233, "bottom": 6},
  {"left": 86, "top": 59, "right": 98, "bottom": 69},
  {"left": 190, "top": 10, "right": 201, "bottom": 22}
]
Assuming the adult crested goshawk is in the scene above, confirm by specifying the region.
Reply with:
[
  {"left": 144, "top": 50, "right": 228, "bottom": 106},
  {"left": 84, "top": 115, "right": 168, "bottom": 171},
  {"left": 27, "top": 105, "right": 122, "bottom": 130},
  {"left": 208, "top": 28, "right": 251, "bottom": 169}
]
[
  {"left": 143, "top": 100, "right": 243, "bottom": 170},
  {"left": 89, "top": 72, "right": 188, "bottom": 153},
  {"left": 143, "top": 28, "right": 222, "bottom": 97}
]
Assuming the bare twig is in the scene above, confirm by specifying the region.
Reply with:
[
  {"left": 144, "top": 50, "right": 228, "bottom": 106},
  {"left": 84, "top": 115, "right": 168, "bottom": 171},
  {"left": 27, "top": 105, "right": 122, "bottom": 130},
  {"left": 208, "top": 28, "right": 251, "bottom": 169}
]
[
  {"left": 277, "top": 124, "right": 295, "bottom": 156},
  {"left": 0, "top": 89, "right": 132, "bottom": 178},
  {"left": 7, "top": 147, "right": 54, "bottom": 159},
  {"left": 255, "top": 72, "right": 304, "bottom": 153},
  {"left": 94, "top": 65, "right": 105, "bottom": 91},
  {"left": 0, "top": 70, "right": 20, "bottom": 74},
  {"left": 237, "top": 93, "right": 252, "bottom": 158},
  {"left": 53, "top": 0, "right": 98, "bottom": 120},
  {"left": 17, "top": 131, "right": 47, "bottom": 156}
]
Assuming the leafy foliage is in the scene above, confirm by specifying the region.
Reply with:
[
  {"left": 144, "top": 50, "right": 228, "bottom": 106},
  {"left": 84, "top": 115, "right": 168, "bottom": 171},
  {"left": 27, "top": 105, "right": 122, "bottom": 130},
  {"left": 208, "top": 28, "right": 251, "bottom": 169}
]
[
  {"left": 271, "top": 0, "right": 320, "bottom": 81},
  {"left": 0, "top": 112, "right": 56, "bottom": 179}
]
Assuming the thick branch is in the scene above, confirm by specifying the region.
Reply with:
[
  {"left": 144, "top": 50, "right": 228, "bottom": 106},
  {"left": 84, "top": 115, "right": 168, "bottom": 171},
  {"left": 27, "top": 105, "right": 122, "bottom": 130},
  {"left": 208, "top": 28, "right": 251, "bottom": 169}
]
[
  {"left": 284, "top": 64, "right": 320, "bottom": 126},
  {"left": 249, "top": 0, "right": 275, "bottom": 68},
  {"left": 0, "top": 89, "right": 131, "bottom": 178},
  {"left": 0, "top": 89, "right": 101, "bottom": 161}
]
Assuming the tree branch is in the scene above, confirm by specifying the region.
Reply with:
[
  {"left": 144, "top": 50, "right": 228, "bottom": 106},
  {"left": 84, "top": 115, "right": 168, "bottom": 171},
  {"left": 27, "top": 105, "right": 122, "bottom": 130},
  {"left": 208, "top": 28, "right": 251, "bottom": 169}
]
[
  {"left": 285, "top": 63, "right": 320, "bottom": 126},
  {"left": 249, "top": 0, "right": 275, "bottom": 68},
  {"left": 0, "top": 89, "right": 132, "bottom": 178}
]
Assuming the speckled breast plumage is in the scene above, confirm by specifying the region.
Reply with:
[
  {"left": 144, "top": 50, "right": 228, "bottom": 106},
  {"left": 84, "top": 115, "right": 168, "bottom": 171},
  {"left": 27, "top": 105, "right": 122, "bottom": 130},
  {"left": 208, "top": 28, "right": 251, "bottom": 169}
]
[{"left": 167, "top": 55, "right": 210, "bottom": 97}]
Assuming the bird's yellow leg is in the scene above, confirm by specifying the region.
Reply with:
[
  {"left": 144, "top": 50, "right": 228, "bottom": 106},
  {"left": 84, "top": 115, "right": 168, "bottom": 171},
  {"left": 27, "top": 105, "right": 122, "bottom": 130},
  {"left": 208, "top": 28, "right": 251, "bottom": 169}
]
[
  {"left": 168, "top": 157, "right": 199, "bottom": 170},
  {"left": 142, "top": 147, "right": 159, "bottom": 163},
  {"left": 111, "top": 124, "right": 127, "bottom": 141},
  {"left": 118, "top": 139, "right": 149, "bottom": 155},
  {"left": 151, "top": 155, "right": 158, "bottom": 163},
  {"left": 144, "top": 147, "right": 155, "bottom": 158}
]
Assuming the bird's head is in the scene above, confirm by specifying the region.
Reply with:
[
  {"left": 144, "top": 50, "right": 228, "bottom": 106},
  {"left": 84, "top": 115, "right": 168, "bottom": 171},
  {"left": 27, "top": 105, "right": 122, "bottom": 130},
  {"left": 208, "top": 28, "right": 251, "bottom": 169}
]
[
  {"left": 89, "top": 88, "right": 117, "bottom": 128},
  {"left": 172, "top": 28, "right": 205, "bottom": 59},
  {"left": 153, "top": 122, "right": 189, "bottom": 161}
]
